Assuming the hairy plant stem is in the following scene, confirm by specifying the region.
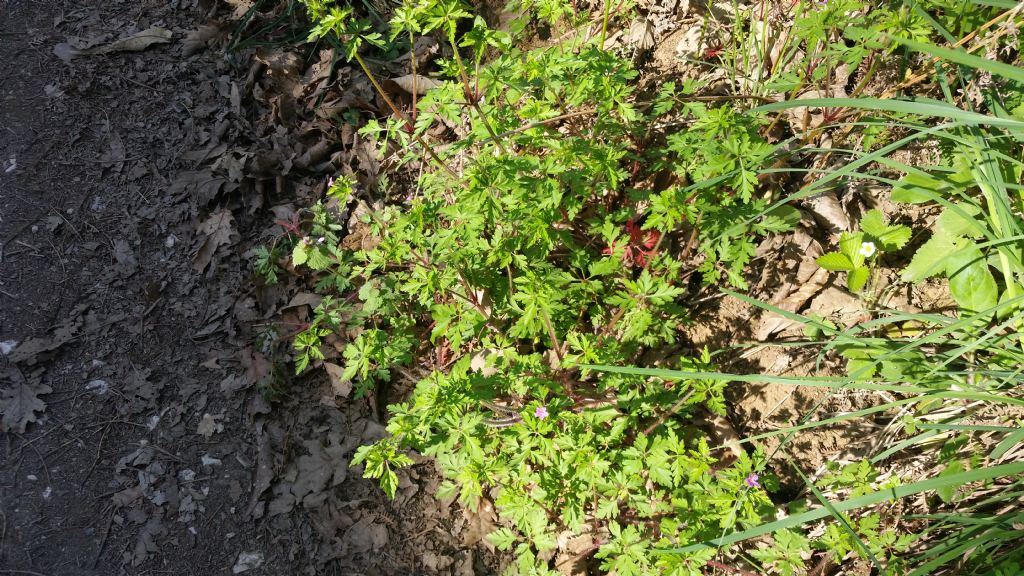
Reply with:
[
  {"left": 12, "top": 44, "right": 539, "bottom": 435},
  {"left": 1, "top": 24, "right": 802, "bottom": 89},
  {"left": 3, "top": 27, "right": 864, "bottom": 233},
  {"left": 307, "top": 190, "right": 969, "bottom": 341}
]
[
  {"left": 408, "top": 30, "right": 418, "bottom": 123},
  {"left": 542, "top": 310, "right": 565, "bottom": 364}
]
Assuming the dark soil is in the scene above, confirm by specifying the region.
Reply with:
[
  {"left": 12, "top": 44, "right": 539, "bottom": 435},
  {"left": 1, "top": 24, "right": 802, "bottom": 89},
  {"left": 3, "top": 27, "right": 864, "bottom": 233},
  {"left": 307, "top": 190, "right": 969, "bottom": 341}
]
[{"left": 0, "top": 2, "right": 491, "bottom": 574}]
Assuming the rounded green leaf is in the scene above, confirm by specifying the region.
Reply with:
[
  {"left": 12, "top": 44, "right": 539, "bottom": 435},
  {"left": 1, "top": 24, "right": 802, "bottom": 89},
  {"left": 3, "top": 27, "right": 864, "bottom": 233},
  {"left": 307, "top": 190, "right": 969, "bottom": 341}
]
[{"left": 946, "top": 247, "right": 998, "bottom": 313}]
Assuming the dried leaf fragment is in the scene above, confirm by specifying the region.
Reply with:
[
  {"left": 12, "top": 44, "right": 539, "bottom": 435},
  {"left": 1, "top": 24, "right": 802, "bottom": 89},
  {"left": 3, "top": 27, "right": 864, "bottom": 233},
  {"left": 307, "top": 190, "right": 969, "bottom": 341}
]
[
  {"left": 193, "top": 209, "right": 238, "bottom": 272},
  {"left": 324, "top": 362, "right": 352, "bottom": 398},
  {"left": 182, "top": 24, "right": 224, "bottom": 56},
  {"left": 54, "top": 26, "right": 173, "bottom": 62},
  {"left": 387, "top": 74, "right": 443, "bottom": 96}
]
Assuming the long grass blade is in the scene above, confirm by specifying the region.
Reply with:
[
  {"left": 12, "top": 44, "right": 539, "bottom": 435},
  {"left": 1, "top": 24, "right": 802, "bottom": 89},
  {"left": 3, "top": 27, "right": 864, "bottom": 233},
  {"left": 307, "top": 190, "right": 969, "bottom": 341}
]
[{"left": 662, "top": 462, "right": 1024, "bottom": 553}]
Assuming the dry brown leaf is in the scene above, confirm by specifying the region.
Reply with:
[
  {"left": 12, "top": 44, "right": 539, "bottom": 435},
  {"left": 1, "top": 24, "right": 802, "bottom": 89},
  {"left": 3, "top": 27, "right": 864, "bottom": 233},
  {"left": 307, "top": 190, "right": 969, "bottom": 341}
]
[
  {"left": 755, "top": 267, "right": 830, "bottom": 340},
  {"left": 674, "top": 21, "right": 707, "bottom": 60},
  {"left": 323, "top": 362, "right": 352, "bottom": 398},
  {"left": 804, "top": 190, "right": 851, "bottom": 232},
  {"left": 197, "top": 412, "right": 224, "bottom": 438},
  {"left": 461, "top": 498, "right": 496, "bottom": 547},
  {"left": 387, "top": 74, "right": 443, "bottom": 96},
  {"left": 554, "top": 529, "right": 594, "bottom": 576},
  {"left": 131, "top": 513, "right": 166, "bottom": 566},
  {"left": 808, "top": 287, "right": 865, "bottom": 327},
  {"left": 54, "top": 26, "right": 173, "bottom": 62},
  {"left": 192, "top": 209, "right": 237, "bottom": 272},
  {"left": 226, "top": 0, "right": 256, "bottom": 19},
  {"left": 0, "top": 375, "right": 52, "bottom": 433},
  {"left": 182, "top": 24, "right": 224, "bottom": 57},
  {"left": 283, "top": 292, "right": 324, "bottom": 310},
  {"left": 241, "top": 346, "right": 272, "bottom": 388},
  {"left": 625, "top": 17, "right": 655, "bottom": 50},
  {"left": 342, "top": 516, "right": 389, "bottom": 554}
]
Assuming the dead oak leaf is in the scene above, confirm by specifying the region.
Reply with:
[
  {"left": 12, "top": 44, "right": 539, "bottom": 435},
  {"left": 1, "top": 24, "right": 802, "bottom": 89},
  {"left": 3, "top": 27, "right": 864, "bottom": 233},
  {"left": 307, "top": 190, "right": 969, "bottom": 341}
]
[
  {"left": 130, "top": 513, "right": 166, "bottom": 566},
  {"left": 0, "top": 376, "right": 52, "bottom": 433},
  {"left": 192, "top": 209, "right": 238, "bottom": 272}
]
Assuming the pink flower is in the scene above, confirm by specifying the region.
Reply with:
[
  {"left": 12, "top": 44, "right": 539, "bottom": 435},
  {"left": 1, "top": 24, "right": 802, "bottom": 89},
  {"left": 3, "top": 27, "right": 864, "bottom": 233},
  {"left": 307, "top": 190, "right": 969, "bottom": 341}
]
[
  {"left": 534, "top": 406, "right": 549, "bottom": 420},
  {"left": 745, "top": 473, "right": 760, "bottom": 489}
]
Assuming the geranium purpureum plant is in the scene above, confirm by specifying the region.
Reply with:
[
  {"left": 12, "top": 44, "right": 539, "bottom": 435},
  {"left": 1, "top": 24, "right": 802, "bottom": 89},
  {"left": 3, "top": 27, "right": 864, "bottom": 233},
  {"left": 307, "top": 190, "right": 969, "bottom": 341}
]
[
  {"left": 280, "top": 0, "right": 790, "bottom": 572},
  {"left": 257, "top": 0, "right": 1024, "bottom": 573}
]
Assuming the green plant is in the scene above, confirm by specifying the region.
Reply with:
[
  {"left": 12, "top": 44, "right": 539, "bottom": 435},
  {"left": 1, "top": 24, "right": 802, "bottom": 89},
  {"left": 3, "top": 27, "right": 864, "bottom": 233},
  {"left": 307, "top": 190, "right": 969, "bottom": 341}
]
[
  {"left": 263, "top": 0, "right": 1024, "bottom": 573},
  {"left": 647, "top": 20, "right": 1024, "bottom": 575},
  {"left": 815, "top": 208, "right": 911, "bottom": 294},
  {"left": 274, "top": 0, "right": 806, "bottom": 571}
]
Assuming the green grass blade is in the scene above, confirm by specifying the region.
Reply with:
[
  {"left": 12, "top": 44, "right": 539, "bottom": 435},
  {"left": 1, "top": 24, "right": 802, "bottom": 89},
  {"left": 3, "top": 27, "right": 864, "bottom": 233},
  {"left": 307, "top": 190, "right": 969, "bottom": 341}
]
[
  {"left": 662, "top": 462, "right": 1024, "bottom": 554},
  {"left": 882, "top": 35, "right": 1024, "bottom": 84},
  {"left": 753, "top": 98, "right": 1024, "bottom": 129},
  {"left": 793, "top": 465, "right": 881, "bottom": 570}
]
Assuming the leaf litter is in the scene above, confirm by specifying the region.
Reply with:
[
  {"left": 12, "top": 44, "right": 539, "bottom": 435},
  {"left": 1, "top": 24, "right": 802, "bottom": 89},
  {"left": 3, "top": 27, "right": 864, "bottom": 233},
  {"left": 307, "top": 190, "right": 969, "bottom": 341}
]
[{"left": 53, "top": 26, "right": 173, "bottom": 62}]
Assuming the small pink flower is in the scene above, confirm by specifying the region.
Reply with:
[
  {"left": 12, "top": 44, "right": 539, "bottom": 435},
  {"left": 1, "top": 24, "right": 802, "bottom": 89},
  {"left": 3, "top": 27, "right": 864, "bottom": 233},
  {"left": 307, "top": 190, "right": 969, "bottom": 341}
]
[
  {"left": 534, "top": 406, "right": 549, "bottom": 420},
  {"left": 745, "top": 473, "right": 760, "bottom": 489}
]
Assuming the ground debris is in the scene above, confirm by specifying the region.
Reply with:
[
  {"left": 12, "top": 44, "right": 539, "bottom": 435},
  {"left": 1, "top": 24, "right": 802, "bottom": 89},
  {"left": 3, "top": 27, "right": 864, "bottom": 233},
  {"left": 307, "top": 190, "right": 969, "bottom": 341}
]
[
  {"left": 0, "top": 370, "right": 51, "bottom": 433},
  {"left": 192, "top": 208, "right": 238, "bottom": 272},
  {"left": 54, "top": 26, "right": 173, "bottom": 62}
]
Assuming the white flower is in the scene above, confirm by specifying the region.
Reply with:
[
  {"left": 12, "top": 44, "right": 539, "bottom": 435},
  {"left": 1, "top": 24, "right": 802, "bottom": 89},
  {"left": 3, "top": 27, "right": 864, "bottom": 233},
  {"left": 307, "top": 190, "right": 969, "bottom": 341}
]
[{"left": 858, "top": 241, "right": 877, "bottom": 258}]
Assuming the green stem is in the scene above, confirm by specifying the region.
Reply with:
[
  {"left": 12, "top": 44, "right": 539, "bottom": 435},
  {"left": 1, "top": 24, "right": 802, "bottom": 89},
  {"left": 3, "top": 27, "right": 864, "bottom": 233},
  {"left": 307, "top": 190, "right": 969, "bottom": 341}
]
[
  {"left": 408, "top": 29, "right": 418, "bottom": 122},
  {"left": 600, "top": 0, "right": 611, "bottom": 50}
]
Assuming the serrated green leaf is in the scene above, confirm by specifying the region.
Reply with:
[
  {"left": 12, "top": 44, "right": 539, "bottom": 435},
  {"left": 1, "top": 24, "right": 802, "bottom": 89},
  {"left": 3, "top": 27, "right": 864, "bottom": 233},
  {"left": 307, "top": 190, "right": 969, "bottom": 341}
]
[
  {"left": 876, "top": 227, "right": 911, "bottom": 252},
  {"left": 487, "top": 527, "right": 518, "bottom": 551},
  {"left": 817, "top": 252, "right": 855, "bottom": 271},
  {"left": 848, "top": 267, "right": 869, "bottom": 293},
  {"left": 839, "top": 232, "right": 866, "bottom": 268},
  {"left": 935, "top": 460, "right": 964, "bottom": 503},
  {"left": 292, "top": 242, "right": 309, "bottom": 266},
  {"left": 902, "top": 233, "right": 961, "bottom": 282},
  {"left": 306, "top": 247, "right": 333, "bottom": 270},
  {"left": 860, "top": 210, "right": 911, "bottom": 252},
  {"left": 859, "top": 209, "right": 888, "bottom": 238},
  {"left": 936, "top": 203, "right": 984, "bottom": 239}
]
